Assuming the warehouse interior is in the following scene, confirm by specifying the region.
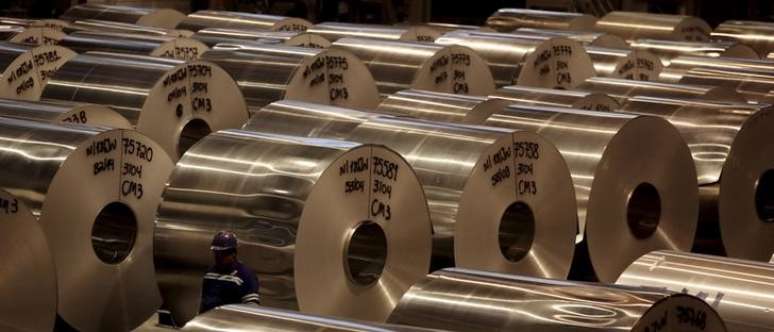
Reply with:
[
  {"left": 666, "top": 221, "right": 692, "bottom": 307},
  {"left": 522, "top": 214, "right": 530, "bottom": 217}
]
[{"left": 1, "top": 0, "right": 774, "bottom": 331}]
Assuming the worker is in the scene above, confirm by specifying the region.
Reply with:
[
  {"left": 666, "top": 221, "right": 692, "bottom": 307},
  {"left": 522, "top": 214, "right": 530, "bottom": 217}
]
[{"left": 199, "top": 231, "right": 260, "bottom": 313}]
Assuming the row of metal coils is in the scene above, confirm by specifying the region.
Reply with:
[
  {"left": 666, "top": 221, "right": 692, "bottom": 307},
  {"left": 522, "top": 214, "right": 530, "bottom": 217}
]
[{"left": 1, "top": 4, "right": 774, "bottom": 332}]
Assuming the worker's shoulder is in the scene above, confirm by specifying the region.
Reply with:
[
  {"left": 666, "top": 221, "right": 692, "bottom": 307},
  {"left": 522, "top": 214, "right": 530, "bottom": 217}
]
[{"left": 234, "top": 261, "right": 257, "bottom": 279}]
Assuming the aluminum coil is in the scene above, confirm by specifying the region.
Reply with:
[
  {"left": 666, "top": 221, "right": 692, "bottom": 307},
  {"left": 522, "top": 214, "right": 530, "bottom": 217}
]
[
  {"left": 2, "top": 26, "right": 66, "bottom": 45},
  {"left": 417, "top": 22, "right": 492, "bottom": 34},
  {"left": 0, "top": 42, "right": 76, "bottom": 100},
  {"left": 181, "top": 305, "right": 441, "bottom": 332},
  {"left": 59, "top": 31, "right": 208, "bottom": 60},
  {"left": 394, "top": 102, "right": 697, "bottom": 282},
  {"left": 713, "top": 20, "right": 774, "bottom": 58},
  {"left": 309, "top": 22, "right": 441, "bottom": 42},
  {"left": 0, "top": 189, "right": 56, "bottom": 332},
  {"left": 177, "top": 10, "right": 311, "bottom": 33},
  {"left": 388, "top": 268, "right": 727, "bottom": 332},
  {"left": 618, "top": 250, "right": 774, "bottom": 332},
  {"left": 0, "top": 98, "right": 131, "bottom": 127},
  {"left": 492, "top": 85, "right": 620, "bottom": 111},
  {"left": 201, "top": 43, "right": 379, "bottom": 109},
  {"left": 60, "top": 4, "right": 184, "bottom": 29},
  {"left": 630, "top": 39, "right": 759, "bottom": 65},
  {"left": 65, "top": 19, "right": 193, "bottom": 37},
  {"left": 586, "top": 46, "right": 663, "bottom": 81},
  {"left": 333, "top": 37, "right": 495, "bottom": 96},
  {"left": 243, "top": 100, "right": 578, "bottom": 280},
  {"left": 0, "top": 117, "right": 174, "bottom": 331},
  {"left": 485, "top": 8, "right": 597, "bottom": 32},
  {"left": 619, "top": 97, "right": 774, "bottom": 259},
  {"left": 0, "top": 17, "right": 70, "bottom": 30},
  {"left": 156, "top": 130, "right": 432, "bottom": 324},
  {"left": 41, "top": 52, "right": 249, "bottom": 160},
  {"left": 375, "top": 89, "right": 511, "bottom": 123},
  {"left": 660, "top": 55, "right": 774, "bottom": 82},
  {"left": 661, "top": 57, "right": 774, "bottom": 103},
  {"left": 193, "top": 29, "right": 329, "bottom": 48},
  {"left": 435, "top": 30, "right": 595, "bottom": 89},
  {"left": 577, "top": 77, "right": 746, "bottom": 103},
  {"left": 595, "top": 11, "right": 711, "bottom": 42},
  {"left": 515, "top": 27, "right": 630, "bottom": 48}
]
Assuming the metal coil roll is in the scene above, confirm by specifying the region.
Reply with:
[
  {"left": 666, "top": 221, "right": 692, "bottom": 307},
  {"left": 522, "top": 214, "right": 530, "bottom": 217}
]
[
  {"left": 1, "top": 26, "right": 65, "bottom": 45},
  {"left": 713, "top": 20, "right": 774, "bottom": 58},
  {"left": 65, "top": 19, "right": 193, "bottom": 37},
  {"left": 630, "top": 39, "right": 759, "bottom": 65},
  {"left": 201, "top": 43, "right": 379, "bottom": 109},
  {"left": 388, "top": 268, "right": 727, "bottom": 332},
  {"left": 0, "top": 17, "right": 70, "bottom": 30},
  {"left": 0, "top": 42, "right": 76, "bottom": 100},
  {"left": 618, "top": 97, "right": 774, "bottom": 259},
  {"left": 0, "top": 98, "right": 130, "bottom": 127},
  {"left": 380, "top": 100, "right": 698, "bottom": 282},
  {"left": 41, "top": 52, "right": 249, "bottom": 160},
  {"left": 155, "top": 130, "right": 432, "bottom": 324},
  {"left": 333, "top": 37, "right": 495, "bottom": 96},
  {"left": 595, "top": 11, "right": 711, "bottom": 42},
  {"left": 485, "top": 8, "right": 597, "bottom": 32},
  {"left": 193, "top": 29, "right": 330, "bottom": 48},
  {"left": 308, "top": 22, "right": 441, "bottom": 42},
  {"left": 176, "top": 10, "right": 311, "bottom": 33},
  {"left": 577, "top": 77, "right": 746, "bottom": 103},
  {"left": 0, "top": 189, "right": 56, "bottom": 332},
  {"left": 618, "top": 250, "right": 774, "bottom": 332},
  {"left": 515, "top": 27, "right": 630, "bottom": 48},
  {"left": 375, "top": 89, "right": 511, "bottom": 123},
  {"left": 660, "top": 55, "right": 774, "bottom": 82},
  {"left": 586, "top": 46, "right": 663, "bottom": 81},
  {"left": 415, "top": 22, "right": 492, "bottom": 34},
  {"left": 181, "top": 305, "right": 441, "bottom": 332},
  {"left": 60, "top": 4, "right": 185, "bottom": 29},
  {"left": 435, "top": 30, "right": 595, "bottom": 89},
  {"left": 660, "top": 57, "right": 774, "bottom": 103},
  {"left": 0, "top": 117, "right": 174, "bottom": 331},
  {"left": 244, "top": 100, "right": 579, "bottom": 280},
  {"left": 492, "top": 85, "right": 620, "bottom": 111},
  {"left": 59, "top": 31, "right": 208, "bottom": 60}
]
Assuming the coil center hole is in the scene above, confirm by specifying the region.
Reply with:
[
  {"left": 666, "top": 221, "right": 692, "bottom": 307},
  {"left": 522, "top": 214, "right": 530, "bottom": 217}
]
[
  {"left": 345, "top": 221, "right": 387, "bottom": 287},
  {"left": 627, "top": 182, "right": 661, "bottom": 239},
  {"left": 178, "top": 118, "right": 212, "bottom": 158},
  {"left": 755, "top": 170, "right": 774, "bottom": 223},
  {"left": 498, "top": 201, "right": 535, "bottom": 262},
  {"left": 91, "top": 202, "right": 137, "bottom": 264}
]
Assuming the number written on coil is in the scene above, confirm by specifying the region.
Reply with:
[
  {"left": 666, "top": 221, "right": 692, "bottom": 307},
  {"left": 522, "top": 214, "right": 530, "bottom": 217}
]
[{"left": 0, "top": 197, "right": 18, "bottom": 214}]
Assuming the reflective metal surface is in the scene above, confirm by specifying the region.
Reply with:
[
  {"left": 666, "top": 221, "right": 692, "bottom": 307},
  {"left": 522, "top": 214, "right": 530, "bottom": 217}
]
[
  {"left": 182, "top": 305, "right": 441, "bottom": 332},
  {"left": 577, "top": 77, "right": 746, "bottom": 103},
  {"left": 630, "top": 39, "right": 759, "bottom": 65},
  {"left": 0, "top": 98, "right": 131, "bottom": 127},
  {"left": 492, "top": 85, "right": 620, "bottom": 111},
  {"left": 3, "top": 26, "right": 65, "bottom": 45},
  {"left": 0, "top": 25, "right": 25, "bottom": 40},
  {"left": 243, "top": 100, "right": 578, "bottom": 280},
  {"left": 661, "top": 56, "right": 774, "bottom": 103},
  {"left": 388, "top": 268, "right": 727, "bottom": 332},
  {"left": 176, "top": 10, "right": 311, "bottom": 32},
  {"left": 477, "top": 105, "right": 698, "bottom": 282},
  {"left": 0, "top": 189, "right": 57, "bottom": 332},
  {"left": 595, "top": 11, "right": 711, "bottom": 41},
  {"left": 485, "top": 8, "right": 597, "bottom": 32},
  {"left": 193, "top": 28, "right": 329, "bottom": 48},
  {"left": 60, "top": 4, "right": 185, "bottom": 29},
  {"left": 41, "top": 52, "right": 249, "bottom": 159},
  {"left": 0, "top": 17, "right": 69, "bottom": 30},
  {"left": 201, "top": 43, "right": 379, "bottom": 109},
  {"left": 309, "top": 22, "right": 441, "bottom": 42},
  {"left": 334, "top": 37, "right": 495, "bottom": 95},
  {"left": 515, "top": 27, "right": 630, "bottom": 48},
  {"left": 156, "top": 129, "right": 432, "bottom": 324},
  {"left": 0, "top": 42, "right": 76, "bottom": 100},
  {"left": 0, "top": 117, "right": 174, "bottom": 331},
  {"left": 713, "top": 20, "right": 774, "bottom": 57},
  {"left": 618, "top": 97, "right": 774, "bottom": 258},
  {"left": 661, "top": 54, "right": 774, "bottom": 83},
  {"left": 618, "top": 250, "right": 774, "bottom": 332},
  {"left": 59, "top": 31, "right": 208, "bottom": 60},
  {"left": 585, "top": 46, "right": 663, "bottom": 81},
  {"left": 436, "top": 30, "right": 595, "bottom": 89},
  {"left": 375, "top": 89, "right": 510, "bottom": 123},
  {"left": 66, "top": 19, "right": 193, "bottom": 37}
]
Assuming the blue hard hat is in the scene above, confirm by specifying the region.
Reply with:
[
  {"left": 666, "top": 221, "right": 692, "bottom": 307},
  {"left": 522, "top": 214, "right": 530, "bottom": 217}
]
[{"left": 210, "top": 231, "right": 238, "bottom": 251}]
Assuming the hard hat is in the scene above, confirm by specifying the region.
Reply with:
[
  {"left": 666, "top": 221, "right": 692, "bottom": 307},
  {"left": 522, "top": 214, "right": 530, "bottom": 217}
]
[{"left": 210, "top": 230, "right": 238, "bottom": 251}]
